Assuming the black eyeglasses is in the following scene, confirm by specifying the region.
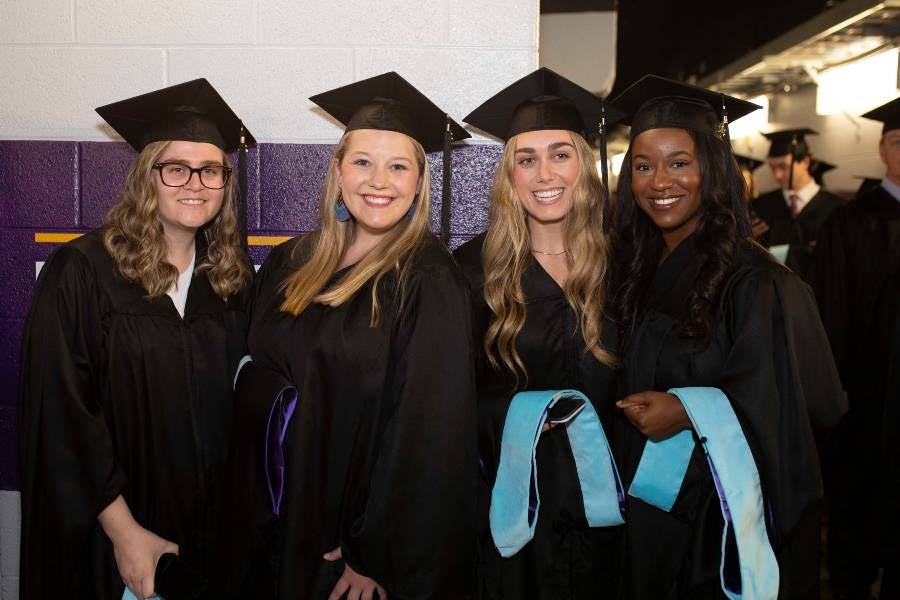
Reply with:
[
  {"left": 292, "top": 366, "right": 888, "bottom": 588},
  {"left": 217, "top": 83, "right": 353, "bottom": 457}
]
[{"left": 152, "top": 162, "right": 232, "bottom": 190}]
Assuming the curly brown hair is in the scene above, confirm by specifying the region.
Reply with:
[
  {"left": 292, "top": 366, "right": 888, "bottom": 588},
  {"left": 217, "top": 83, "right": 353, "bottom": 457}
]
[{"left": 103, "top": 140, "right": 250, "bottom": 299}]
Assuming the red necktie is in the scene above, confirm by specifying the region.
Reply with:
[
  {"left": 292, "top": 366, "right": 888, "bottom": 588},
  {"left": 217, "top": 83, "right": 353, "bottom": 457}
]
[{"left": 789, "top": 193, "right": 802, "bottom": 217}]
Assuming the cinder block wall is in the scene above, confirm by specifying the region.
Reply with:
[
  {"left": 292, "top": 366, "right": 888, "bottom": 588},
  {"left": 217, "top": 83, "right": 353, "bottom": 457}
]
[{"left": 0, "top": 2, "right": 539, "bottom": 597}]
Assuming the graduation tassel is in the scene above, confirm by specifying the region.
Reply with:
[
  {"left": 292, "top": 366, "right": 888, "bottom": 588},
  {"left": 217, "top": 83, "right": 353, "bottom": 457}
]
[
  {"left": 598, "top": 102, "right": 611, "bottom": 232},
  {"left": 441, "top": 115, "right": 453, "bottom": 246},
  {"left": 719, "top": 93, "right": 751, "bottom": 237},
  {"left": 788, "top": 133, "right": 797, "bottom": 192},
  {"left": 238, "top": 124, "right": 249, "bottom": 251}
]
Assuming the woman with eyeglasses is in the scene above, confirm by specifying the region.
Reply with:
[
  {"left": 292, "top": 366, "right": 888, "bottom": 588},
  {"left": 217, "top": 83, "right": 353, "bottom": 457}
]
[{"left": 19, "top": 80, "right": 254, "bottom": 600}]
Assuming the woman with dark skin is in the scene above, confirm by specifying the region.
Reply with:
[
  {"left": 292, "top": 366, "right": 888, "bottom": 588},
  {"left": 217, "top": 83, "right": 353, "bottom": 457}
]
[{"left": 610, "top": 76, "right": 846, "bottom": 599}]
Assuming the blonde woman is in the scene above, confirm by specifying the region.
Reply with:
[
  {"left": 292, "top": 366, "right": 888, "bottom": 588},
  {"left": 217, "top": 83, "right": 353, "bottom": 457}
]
[
  {"left": 19, "top": 80, "right": 254, "bottom": 599},
  {"left": 453, "top": 68, "right": 626, "bottom": 599},
  {"left": 235, "top": 73, "right": 476, "bottom": 599}
]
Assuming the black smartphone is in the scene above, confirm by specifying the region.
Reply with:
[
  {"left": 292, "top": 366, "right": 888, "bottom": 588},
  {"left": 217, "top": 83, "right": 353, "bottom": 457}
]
[
  {"left": 547, "top": 396, "right": 586, "bottom": 425},
  {"left": 155, "top": 553, "right": 208, "bottom": 600}
]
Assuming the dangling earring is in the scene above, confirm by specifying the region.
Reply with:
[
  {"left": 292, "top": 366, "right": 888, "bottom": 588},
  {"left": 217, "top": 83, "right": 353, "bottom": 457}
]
[{"left": 334, "top": 200, "right": 351, "bottom": 222}]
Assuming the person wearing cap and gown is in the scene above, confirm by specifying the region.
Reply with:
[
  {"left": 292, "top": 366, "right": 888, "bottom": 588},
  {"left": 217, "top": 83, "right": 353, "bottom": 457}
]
[
  {"left": 856, "top": 97, "right": 900, "bottom": 248},
  {"left": 813, "top": 96, "right": 900, "bottom": 600},
  {"left": 752, "top": 134, "right": 868, "bottom": 510},
  {"left": 735, "top": 153, "right": 772, "bottom": 238},
  {"left": 610, "top": 76, "right": 845, "bottom": 600},
  {"left": 753, "top": 131, "right": 877, "bottom": 401},
  {"left": 219, "top": 72, "right": 476, "bottom": 600},
  {"left": 18, "top": 79, "right": 255, "bottom": 600},
  {"left": 453, "top": 68, "right": 627, "bottom": 599},
  {"left": 734, "top": 153, "right": 763, "bottom": 200},
  {"left": 751, "top": 129, "right": 845, "bottom": 275}
]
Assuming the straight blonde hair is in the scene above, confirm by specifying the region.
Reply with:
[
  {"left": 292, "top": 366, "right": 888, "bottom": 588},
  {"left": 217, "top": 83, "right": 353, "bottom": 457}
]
[
  {"left": 280, "top": 130, "right": 431, "bottom": 325},
  {"left": 103, "top": 140, "right": 250, "bottom": 299},
  {"left": 482, "top": 131, "right": 617, "bottom": 383}
]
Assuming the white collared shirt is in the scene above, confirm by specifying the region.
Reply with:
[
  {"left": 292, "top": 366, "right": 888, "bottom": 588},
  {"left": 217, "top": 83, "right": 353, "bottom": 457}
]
[
  {"left": 782, "top": 180, "right": 820, "bottom": 215},
  {"left": 881, "top": 177, "right": 900, "bottom": 202},
  {"left": 166, "top": 253, "right": 196, "bottom": 318}
]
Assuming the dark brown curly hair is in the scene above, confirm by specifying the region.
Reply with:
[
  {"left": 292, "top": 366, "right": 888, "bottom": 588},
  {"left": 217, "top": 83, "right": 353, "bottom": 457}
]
[{"left": 612, "top": 127, "right": 752, "bottom": 341}]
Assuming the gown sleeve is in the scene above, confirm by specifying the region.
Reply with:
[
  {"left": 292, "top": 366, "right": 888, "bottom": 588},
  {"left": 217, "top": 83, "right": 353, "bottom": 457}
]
[
  {"left": 716, "top": 261, "right": 846, "bottom": 542},
  {"left": 803, "top": 205, "right": 889, "bottom": 391},
  {"left": 18, "top": 245, "right": 127, "bottom": 596},
  {"left": 340, "top": 263, "right": 477, "bottom": 600},
  {"left": 213, "top": 242, "right": 292, "bottom": 596}
]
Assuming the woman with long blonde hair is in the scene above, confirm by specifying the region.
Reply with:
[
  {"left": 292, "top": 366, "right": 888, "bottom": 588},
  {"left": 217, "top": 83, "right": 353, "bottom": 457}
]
[
  {"left": 229, "top": 72, "right": 477, "bottom": 599},
  {"left": 19, "top": 79, "right": 254, "bottom": 600},
  {"left": 453, "top": 68, "right": 626, "bottom": 599}
]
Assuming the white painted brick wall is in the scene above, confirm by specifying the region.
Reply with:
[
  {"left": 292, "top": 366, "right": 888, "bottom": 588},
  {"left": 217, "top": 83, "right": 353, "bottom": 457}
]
[
  {"left": 355, "top": 47, "right": 538, "bottom": 128},
  {"left": 0, "top": 0, "right": 73, "bottom": 44},
  {"left": 0, "top": 0, "right": 539, "bottom": 143},
  {"left": 167, "top": 47, "right": 355, "bottom": 142},
  {"left": 0, "top": 47, "right": 166, "bottom": 139},
  {"left": 0, "top": 1, "right": 539, "bottom": 592},
  {"left": 77, "top": 0, "right": 258, "bottom": 45},
  {"left": 449, "top": 0, "right": 538, "bottom": 48},
  {"left": 259, "top": 0, "right": 448, "bottom": 46}
]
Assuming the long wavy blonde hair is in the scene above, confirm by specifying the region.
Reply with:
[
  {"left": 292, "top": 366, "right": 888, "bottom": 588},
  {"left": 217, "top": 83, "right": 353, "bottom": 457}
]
[
  {"left": 483, "top": 131, "right": 617, "bottom": 382},
  {"left": 103, "top": 140, "right": 250, "bottom": 299},
  {"left": 280, "top": 130, "right": 431, "bottom": 325}
]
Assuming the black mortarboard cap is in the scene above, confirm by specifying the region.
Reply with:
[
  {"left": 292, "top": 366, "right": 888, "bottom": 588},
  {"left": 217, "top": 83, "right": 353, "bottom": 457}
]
[
  {"left": 762, "top": 128, "right": 816, "bottom": 158},
  {"left": 311, "top": 72, "right": 469, "bottom": 245},
  {"left": 463, "top": 67, "right": 627, "bottom": 141},
  {"left": 309, "top": 71, "right": 469, "bottom": 154},
  {"left": 610, "top": 75, "right": 760, "bottom": 139},
  {"left": 95, "top": 78, "right": 255, "bottom": 153},
  {"left": 861, "top": 97, "right": 900, "bottom": 135},
  {"left": 612, "top": 75, "right": 760, "bottom": 238},
  {"left": 734, "top": 154, "right": 764, "bottom": 172},
  {"left": 810, "top": 159, "right": 836, "bottom": 185}
]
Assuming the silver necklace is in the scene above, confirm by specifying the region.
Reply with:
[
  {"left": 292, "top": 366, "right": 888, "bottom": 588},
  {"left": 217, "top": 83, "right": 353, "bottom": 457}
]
[{"left": 530, "top": 248, "right": 568, "bottom": 256}]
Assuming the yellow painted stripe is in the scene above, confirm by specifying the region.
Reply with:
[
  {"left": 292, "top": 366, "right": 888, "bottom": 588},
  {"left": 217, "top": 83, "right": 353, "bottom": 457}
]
[
  {"left": 248, "top": 235, "right": 292, "bottom": 246},
  {"left": 35, "top": 232, "right": 292, "bottom": 246},
  {"left": 34, "top": 232, "right": 82, "bottom": 243}
]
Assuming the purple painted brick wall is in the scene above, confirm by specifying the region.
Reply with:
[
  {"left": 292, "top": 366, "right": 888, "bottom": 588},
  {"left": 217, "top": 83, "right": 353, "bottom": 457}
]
[{"left": 0, "top": 139, "right": 502, "bottom": 490}]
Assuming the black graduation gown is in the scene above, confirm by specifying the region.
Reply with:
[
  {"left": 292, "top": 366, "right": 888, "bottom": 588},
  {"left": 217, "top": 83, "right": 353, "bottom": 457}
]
[
  {"left": 872, "top": 261, "right": 900, "bottom": 592},
  {"left": 821, "top": 184, "right": 900, "bottom": 594},
  {"left": 245, "top": 234, "right": 477, "bottom": 600},
  {"left": 453, "top": 234, "right": 622, "bottom": 600},
  {"left": 800, "top": 189, "right": 898, "bottom": 592},
  {"left": 616, "top": 234, "right": 846, "bottom": 600},
  {"left": 854, "top": 184, "right": 900, "bottom": 499},
  {"left": 856, "top": 183, "right": 900, "bottom": 250},
  {"left": 18, "top": 229, "right": 250, "bottom": 599},
  {"left": 752, "top": 188, "right": 845, "bottom": 279}
]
